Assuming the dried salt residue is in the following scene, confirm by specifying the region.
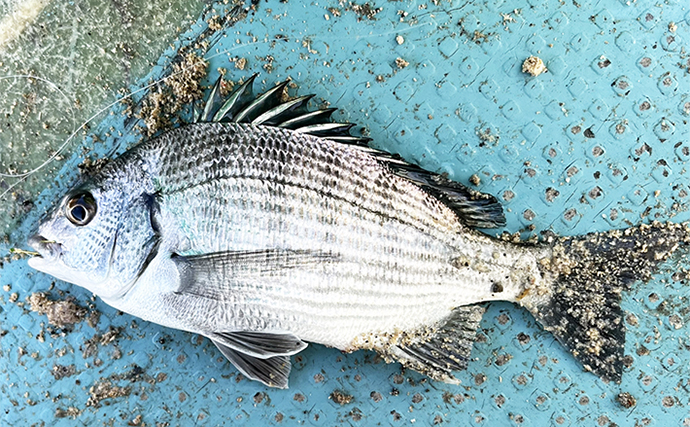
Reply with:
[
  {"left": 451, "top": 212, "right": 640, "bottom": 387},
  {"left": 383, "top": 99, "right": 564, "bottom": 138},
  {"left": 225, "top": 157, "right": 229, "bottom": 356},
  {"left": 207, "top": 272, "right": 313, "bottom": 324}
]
[
  {"left": 330, "top": 390, "right": 354, "bottom": 405},
  {"left": 139, "top": 51, "right": 208, "bottom": 135},
  {"left": 522, "top": 55, "right": 547, "bottom": 77},
  {"left": 349, "top": 2, "right": 382, "bottom": 20},
  {"left": 395, "top": 57, "right": 409, "bottom": 69},
  {"left": 83, "top": 365, "right": 158, "bottom": 409},
  {"left": 27, "top": 292, "right": 87, "bottom": 328},
  {"left": 54, "top": 406, "right": 82, "bottom": 419},
  {"left": 51, "top": 364, "right": 77, "bottom": 380},
  {"left": 81, "top": 326, "right": 124, "bottom": 359},
  {"left": 78, "top": 157, "right": 110, "bottom": 177},
  {"left": 86, "top": 379, "right": 131, "bottom": 408}
]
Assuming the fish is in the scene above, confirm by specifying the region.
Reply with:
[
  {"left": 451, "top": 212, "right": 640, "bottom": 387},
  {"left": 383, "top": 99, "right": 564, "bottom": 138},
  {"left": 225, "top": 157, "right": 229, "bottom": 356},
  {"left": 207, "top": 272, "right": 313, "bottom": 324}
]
[{"left": 28, "top": 74, "right": 689, "bottom": 388}]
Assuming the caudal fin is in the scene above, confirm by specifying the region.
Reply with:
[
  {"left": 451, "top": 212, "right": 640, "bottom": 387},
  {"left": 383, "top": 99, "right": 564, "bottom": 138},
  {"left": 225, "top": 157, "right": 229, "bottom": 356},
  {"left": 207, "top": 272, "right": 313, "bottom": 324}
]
[{"left": 522, "top": 221, "right": 689, "bottom": 382}]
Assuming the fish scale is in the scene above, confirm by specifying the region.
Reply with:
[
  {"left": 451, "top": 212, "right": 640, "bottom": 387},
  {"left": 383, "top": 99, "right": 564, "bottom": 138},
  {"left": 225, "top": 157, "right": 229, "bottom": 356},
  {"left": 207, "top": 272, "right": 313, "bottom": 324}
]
[
  {"left": 136, "top": 124, "right": 531, "bottom": 349},
  {"left": 159, "top": 175, "right": 509, "bottom": 301},
  {"left": 153, "top": 124, "right": 462, "bottom": 238},
  {"left": 151, "top": 123, "right": 513, "bottom": 286}
]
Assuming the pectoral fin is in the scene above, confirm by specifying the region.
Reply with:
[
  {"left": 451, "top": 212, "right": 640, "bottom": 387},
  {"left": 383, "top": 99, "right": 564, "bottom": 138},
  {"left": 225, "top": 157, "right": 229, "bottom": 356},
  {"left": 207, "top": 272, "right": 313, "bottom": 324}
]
[
  {"left": 211, "top": 331, "right": 307, "bottom": 358},
  {"left": 172, "top": 249, "right": 338, "bottom": 300},
  {"left": 212, "top": 339, "right": 293, "bottom": 389}
]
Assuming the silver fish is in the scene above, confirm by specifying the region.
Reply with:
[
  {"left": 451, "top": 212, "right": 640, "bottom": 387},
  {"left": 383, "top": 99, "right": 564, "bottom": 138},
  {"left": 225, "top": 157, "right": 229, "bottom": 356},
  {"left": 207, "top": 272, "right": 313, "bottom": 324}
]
[{"left": 28, "top": 75, "right": 689, "bottom": 388}]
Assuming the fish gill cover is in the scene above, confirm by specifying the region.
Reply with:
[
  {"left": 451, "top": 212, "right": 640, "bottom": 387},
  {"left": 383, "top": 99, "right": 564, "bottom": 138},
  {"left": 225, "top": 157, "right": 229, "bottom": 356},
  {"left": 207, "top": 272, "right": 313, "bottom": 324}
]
[{"left": 1, "top": 0, "right": 690, "bottom": 426}]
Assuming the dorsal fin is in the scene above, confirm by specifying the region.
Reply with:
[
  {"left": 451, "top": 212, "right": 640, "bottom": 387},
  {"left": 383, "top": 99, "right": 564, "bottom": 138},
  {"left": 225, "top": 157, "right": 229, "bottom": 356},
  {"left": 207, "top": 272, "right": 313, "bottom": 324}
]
[
  {"left": 252, "top": 94, "right": 314, "bottom": 126},
  {"left": 387, "top": 160, "right": 505, "bottom": 229},
  {"left": 197, "top": 76, "right": 505, "bottom": 229},
  {"left": 198, "top": 76, "right": 370, "bottom": 145},
  {"left": 233, "top": 81, "right": 290, "bottom": 123},
  {"left": 279, "top": 108, "right": 337, "bottom": 129},
  {"left": 346, "top": 146, "right": 505, "bottom": 229}
]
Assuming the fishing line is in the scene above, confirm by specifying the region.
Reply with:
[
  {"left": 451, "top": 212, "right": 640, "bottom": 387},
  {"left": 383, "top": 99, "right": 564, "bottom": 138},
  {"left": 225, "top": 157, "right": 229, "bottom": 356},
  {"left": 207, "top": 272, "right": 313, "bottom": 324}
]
[
  {"left": 0, "top": 40, "right": 270, "bottom": 203},
  {"left": 0, "top": 74, "right": 76, "bottom": 179},
  {"left": 2, "top": 2, "right": 418, "bottom": 199},
  {"left": 1, "top": 6, "right": 424, "bottom": 186}
]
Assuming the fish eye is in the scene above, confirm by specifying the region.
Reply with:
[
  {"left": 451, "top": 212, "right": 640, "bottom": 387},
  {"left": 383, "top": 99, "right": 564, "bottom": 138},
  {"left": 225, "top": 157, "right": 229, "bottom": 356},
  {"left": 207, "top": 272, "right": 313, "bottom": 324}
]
[{"left": 65, "top": 192, "right": 97, "bottom": 226}]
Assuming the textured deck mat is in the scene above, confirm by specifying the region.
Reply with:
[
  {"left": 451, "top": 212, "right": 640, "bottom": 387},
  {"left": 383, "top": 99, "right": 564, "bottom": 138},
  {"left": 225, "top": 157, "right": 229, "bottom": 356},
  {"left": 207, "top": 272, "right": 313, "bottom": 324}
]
[{"left": 1, "top": 0, "right": 689, "bottom": 425}]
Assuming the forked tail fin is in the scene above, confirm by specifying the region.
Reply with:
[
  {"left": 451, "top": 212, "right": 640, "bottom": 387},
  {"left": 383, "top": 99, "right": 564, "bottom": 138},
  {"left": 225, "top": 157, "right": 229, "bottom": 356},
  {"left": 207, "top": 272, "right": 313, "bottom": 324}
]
[{"left": 522, "top": 221, "right": 689, "bottom": 382}]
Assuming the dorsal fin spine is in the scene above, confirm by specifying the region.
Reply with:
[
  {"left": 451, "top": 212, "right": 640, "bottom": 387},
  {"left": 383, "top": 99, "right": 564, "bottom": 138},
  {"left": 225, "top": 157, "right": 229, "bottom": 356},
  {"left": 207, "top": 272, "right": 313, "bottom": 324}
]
[
  {"left": 211, "top": 73, "right": 258, "bottom": 122},
  {"left": 232, "top": 81, "right": 289, "bottom": 123},
  {"left": 252, "top": 94, "right": 315, "bottom": 126}
]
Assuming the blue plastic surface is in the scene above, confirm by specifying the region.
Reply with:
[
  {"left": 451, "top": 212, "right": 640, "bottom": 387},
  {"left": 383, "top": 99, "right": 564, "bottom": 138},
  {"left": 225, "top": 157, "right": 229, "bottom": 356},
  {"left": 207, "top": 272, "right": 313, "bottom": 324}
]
[{"left": 2, "top": 0, "right": 689, "bottom": 425}]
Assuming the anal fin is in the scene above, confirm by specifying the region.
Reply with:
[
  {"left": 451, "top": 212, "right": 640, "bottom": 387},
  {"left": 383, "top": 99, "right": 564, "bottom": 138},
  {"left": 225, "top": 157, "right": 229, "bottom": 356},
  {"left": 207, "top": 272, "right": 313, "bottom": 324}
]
[{"left": 385, "top": 305, "right": 485, "bottom": 383}]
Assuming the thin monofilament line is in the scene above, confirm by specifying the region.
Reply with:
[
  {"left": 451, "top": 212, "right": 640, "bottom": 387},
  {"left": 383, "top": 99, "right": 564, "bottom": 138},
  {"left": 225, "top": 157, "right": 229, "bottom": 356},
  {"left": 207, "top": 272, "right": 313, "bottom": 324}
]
[
  {"left": 0, "top": 16, "right": 434, "bottom": 186},
  {"left": 0, "top": 13, "right": 433, "bottom": 197},
  {"left": 0, "top": 73, "right": 76, "bottom": 180},
  {"left": 0, "top": 41, "right": 268, "bottom": 201}
]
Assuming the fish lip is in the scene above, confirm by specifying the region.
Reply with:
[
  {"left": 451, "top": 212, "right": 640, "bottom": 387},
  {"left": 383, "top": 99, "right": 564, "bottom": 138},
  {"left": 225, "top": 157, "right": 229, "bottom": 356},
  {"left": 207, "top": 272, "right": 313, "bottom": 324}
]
[{"left": 27, "top": 234, "right": 62, "bottom": 261}]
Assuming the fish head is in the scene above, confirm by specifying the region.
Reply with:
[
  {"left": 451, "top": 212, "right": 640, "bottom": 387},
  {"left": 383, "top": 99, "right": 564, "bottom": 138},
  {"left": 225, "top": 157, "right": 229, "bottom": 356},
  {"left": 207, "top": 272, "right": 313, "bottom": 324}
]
[{"left": 28, "top": 169, "right": 156, "bottom": 299}]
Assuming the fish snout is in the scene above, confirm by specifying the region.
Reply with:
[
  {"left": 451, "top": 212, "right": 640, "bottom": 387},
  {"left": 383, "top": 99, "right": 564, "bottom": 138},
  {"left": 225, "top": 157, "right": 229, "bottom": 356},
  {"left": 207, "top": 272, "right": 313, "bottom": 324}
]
[{"left": 27, "top": 234, "right": 62, "bottom": 261}]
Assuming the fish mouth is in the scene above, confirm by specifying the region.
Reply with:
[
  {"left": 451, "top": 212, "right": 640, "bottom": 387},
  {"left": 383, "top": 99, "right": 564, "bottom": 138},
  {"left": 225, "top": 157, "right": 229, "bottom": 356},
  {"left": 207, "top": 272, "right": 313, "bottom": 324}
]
[{"left": 27, "top": 234, "right": 63, "bottom": 263}]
